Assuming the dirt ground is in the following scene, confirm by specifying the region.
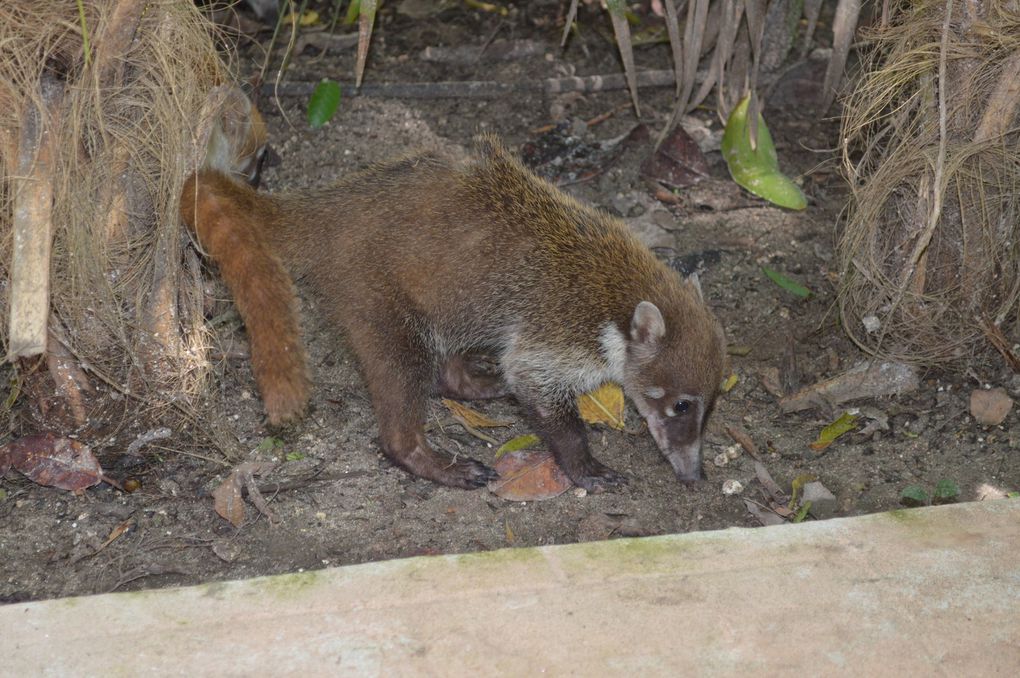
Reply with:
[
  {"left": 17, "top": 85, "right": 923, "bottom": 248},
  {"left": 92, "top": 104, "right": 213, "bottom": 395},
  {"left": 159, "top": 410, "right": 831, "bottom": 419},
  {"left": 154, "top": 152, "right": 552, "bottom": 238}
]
[{"left": 2, "top": 2, "right": 1018, "bottom": 603}]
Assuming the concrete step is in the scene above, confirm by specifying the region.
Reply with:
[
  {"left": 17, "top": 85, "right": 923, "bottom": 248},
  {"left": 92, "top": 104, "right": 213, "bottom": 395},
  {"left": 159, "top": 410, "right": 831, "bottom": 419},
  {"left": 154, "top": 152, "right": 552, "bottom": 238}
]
[{"left": 3, "top": 500, "right": 1018, "bottom": 676}]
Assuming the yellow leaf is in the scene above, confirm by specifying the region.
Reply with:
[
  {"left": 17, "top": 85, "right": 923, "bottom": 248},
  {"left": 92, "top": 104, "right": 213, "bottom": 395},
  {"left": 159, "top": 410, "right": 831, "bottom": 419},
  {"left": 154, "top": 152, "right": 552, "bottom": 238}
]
[
  {"left": 496, "top": 433, "right": 541, "bottom": 459},
  {"left": 284, "top": 9, "right": 320, "bottom": 26},
  {"left": 721, "top": 373, "right": 739, "bottom": 393},
  {"left": 577, "top": 383, "right": 625, "bottom": 429},
  {"left": 809, "top": 412, "right": 857, "bottom": 451},
  {"left": 441, "top": 399, "right": 513, "bottom": 428}
]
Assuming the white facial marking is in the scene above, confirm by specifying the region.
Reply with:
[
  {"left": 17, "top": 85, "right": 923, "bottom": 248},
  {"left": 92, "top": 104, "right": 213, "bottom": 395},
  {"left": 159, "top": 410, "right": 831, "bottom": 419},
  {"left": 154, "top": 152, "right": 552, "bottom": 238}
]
[{"left": 644, "top": 386, "right": 665, "bottom": 399}]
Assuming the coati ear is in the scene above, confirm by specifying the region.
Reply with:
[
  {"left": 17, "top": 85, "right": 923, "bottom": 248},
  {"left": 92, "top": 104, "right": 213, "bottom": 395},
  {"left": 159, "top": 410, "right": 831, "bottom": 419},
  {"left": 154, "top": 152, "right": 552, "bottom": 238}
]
[
  {"left": 687, "top": 273, "right": 704, "bottom": 303},
  {"left": 630, "top": 301, "right": 666, "bottom": 346}
]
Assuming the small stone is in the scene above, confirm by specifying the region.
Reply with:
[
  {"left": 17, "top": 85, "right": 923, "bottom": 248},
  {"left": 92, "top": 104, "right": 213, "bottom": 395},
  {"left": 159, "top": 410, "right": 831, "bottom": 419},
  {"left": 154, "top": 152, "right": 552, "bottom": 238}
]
[
  {"left": 721, "top": 479, "right": 744, "bottom": 496},
  {"left": 573, "top": 487, "right": 588, "bottom": 498},
  {"left": 713, "top": 452, "right": 730, "bottom": 467},
  {"left": 802, "top": 481, "right": 837, "bottom": 519},
  {"left": 726, "top": 445, "right": 741, "bottom": 460},
  {"left": 862, "top": 315, "right": 881, "bottom": 333},
  {"left": 970, "top": 387, "right": 1013, "bottom": 426}
]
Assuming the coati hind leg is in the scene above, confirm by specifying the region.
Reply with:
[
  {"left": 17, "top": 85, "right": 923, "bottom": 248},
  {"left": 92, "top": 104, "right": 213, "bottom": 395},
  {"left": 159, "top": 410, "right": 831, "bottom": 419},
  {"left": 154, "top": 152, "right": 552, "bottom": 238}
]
[
  {"left": 436, "top": 354, "right": 508, "bottom": 400},
  {"left": 345, "top": 314, "right": 499, "bottom": 489}
]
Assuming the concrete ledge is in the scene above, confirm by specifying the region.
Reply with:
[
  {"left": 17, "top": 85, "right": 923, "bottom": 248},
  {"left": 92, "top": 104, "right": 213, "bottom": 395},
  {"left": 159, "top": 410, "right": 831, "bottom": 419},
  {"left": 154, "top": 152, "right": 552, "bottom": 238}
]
[{"left": 3, "top": 500, "right": 1018, "bottom": 675}]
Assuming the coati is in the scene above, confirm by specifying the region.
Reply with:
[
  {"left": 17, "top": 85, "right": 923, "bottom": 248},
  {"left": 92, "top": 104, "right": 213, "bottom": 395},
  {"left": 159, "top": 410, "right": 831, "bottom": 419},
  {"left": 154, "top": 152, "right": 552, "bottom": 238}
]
[{"left": 180, "top": 136, "right": 727, "bottom": 491}]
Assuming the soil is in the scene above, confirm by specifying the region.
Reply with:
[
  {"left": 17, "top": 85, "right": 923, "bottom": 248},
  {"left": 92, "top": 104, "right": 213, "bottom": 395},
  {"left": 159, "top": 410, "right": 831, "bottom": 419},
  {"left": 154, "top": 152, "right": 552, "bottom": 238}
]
[{"left": 2, "top": 2, "right": 1018, "bottom": 603}]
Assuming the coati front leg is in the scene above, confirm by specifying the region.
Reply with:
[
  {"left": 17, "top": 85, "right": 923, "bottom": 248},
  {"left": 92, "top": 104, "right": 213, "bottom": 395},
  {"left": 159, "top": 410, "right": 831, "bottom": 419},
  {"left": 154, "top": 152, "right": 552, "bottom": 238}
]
[
  {"left": 436, "top": 354, "right": 508, "bottom": 400},
  {"left": 525, "top": 400, "right": 627, "bottom": 492},
  {"left": 504, "top": 358, "right": 627, "bottom": 492},
  {"left": 346, "top": 315, "right": 499, "bottom": 489}
]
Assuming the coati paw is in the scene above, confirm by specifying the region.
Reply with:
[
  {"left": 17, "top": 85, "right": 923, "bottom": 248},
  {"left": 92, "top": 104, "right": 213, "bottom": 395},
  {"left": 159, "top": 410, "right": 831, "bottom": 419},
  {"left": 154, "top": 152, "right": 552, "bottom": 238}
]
[
  {"left": 439, "top": 458, "right": 500, "bottom": 490},
  {"left": 568, "top": 461, "right": 628, "bottom": 493}
]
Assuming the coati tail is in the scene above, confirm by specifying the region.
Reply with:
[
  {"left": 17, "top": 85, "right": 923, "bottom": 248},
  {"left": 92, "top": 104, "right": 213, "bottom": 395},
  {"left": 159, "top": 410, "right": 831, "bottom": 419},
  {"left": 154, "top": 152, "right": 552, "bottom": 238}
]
[{"left": 180, "top": 170, "right": 310, "bottom": 425}]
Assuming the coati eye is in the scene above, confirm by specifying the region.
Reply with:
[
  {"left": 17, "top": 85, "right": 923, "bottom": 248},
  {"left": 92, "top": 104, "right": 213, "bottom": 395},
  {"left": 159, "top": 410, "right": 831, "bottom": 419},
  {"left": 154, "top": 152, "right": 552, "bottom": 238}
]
[{"left": 673, "top": 400, "right": 691, "bottom": 415}]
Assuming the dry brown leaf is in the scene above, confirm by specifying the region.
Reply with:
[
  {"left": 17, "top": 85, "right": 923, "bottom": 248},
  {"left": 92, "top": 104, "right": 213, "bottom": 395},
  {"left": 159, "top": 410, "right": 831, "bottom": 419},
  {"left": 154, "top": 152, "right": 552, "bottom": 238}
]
[
  {"left": 212, "top": 462, "right": 277, "bottom": 528},
  {"left": 577, "top": 383, "right": 626, "bottom": 429},
  {"left": 2, "top": 433, "right": 103, "bottom": 492},
  {"left": 441, "top": 399, "right": 514, "bottom": 428},
  {"left": 489, "top": 450, "right": 572, "bottom": 501}
]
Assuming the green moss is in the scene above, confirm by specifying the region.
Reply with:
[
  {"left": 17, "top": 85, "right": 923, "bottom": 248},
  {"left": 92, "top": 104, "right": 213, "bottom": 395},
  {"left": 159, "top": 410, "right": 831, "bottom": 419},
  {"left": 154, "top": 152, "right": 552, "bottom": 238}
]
[{"left": 259, "top": 570, "right": 323, "bottom": 598}]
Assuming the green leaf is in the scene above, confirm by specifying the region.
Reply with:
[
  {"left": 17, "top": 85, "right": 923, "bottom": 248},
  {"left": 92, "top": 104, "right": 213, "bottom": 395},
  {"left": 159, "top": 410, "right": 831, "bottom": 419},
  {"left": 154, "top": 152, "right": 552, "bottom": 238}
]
[
  {"left": 255, "top": 437, "right": 285, "bottom": 455},
  {"left": 809, "top": 412, "right": 857, "bottom": 451},
  {"left": 285, "top": 451, "right": 305, "bottom": 462},
  {"left": 495, "top": 434, "right": 541, "bottom": 459},
  {"left": 900, "top": 485, "right": 929, "bottom": 507},
  {"left": 933, "top": 479, "right": 960, "bottom": 504},
  {"left": 1007, "top": 491, "right": 1020, "bottom": 498},
  {"left": 307, "top": 80, "right": 342, "bottom": 128},
  {"left": 792, "top": 501, "right": 811, "bottom": 523},
  {"left": 762, "top": 266, "right": 811, "bottom": 298},
  {"left": 344, "top": 0, "right": 360, "bottom": 25},
  {"left": 722, "top": 95, "right": 807, "bottom": 210}
]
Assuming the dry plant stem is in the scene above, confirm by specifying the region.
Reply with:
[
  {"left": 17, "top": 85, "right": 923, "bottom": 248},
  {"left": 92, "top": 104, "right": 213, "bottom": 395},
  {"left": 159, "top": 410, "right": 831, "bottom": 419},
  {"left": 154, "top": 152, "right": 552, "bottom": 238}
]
[
  {"left": 560, "top": 0, "right": 579, "bottom": 48},
  {"left": 981, "top": 318, "right": 1020, "bottom": 373},
  {"left": 662, "top": 0, "right": 683, "bottom": 97},
  {"left": 8, "top": 75, "right": 63, "bottom": 360},
  {"left": 91, "top": 0, "right": 144, "bottom": 89},
  {"left": 265, "top": 70, "right": 679, "bottom": 99},
  {"left": 607, "top": 5, "right": 641, "bottom": 116},
  {"left": 821, "top": 0, "right": 862, "bottom": 111},
  {"left": 972, "top": 51, "right": 1020, "bottom": 144},
  {"left": 880, "top": 0, "right": 953, "bottom": 353},
  {"left": 46, "top": 316, "right": 95, "bottom": 427}
]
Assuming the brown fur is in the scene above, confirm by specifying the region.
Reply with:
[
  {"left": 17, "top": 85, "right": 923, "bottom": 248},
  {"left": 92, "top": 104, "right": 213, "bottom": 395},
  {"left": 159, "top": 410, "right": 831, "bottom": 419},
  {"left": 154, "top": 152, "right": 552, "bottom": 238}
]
[
  {"left": 180, "top": 173, "right": 310, "bottom": 425},
  {"left": 180, "top": 136, "right": 726, "bottom": 489}
]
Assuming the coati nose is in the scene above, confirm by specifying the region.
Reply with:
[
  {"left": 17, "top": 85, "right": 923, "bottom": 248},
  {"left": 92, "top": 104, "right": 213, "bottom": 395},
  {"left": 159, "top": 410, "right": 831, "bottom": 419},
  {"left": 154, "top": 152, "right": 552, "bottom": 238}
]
[{"left": 666, "top": 445, "right": 704, "bottom": 484}]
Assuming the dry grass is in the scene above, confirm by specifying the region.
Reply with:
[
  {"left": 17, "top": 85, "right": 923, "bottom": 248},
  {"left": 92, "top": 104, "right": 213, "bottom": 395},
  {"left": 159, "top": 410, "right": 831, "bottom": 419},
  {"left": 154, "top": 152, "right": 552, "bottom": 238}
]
[
  {"left": 838, "top": 0, "right": 1020, "bottom": 370},
  {"left": 0, "top": 1, "right": 238, "bottom": 444}
]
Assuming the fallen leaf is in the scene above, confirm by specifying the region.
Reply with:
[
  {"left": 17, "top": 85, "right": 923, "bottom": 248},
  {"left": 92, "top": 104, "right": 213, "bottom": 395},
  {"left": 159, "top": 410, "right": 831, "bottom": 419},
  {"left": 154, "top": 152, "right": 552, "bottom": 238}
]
[
  {"left": 743, "top": 498, "right": 786, "bottom": 526},
  {"left": 640, "top": 123, "right": 710, "bottom": 190},
  {"left": 780, "top": 361, "right": 919, "bottom": 413},
  {"left": 489, "top": 450, "right": 572, "bottom": 501},
  {"left": 721, "top": 373, "right": 739, "bottom": 393},
  {"left": 283, "top": 9, "right": 320, "bottom": 25},
  {"left": 762, "top": 266, "right": 812, "bottom": 298},
  {"left": 754, "top": 461, "right": 785, "bottom": 502},
  {"left": 969, "top": 387, "right": 1013, "bottom": 426},
  {"left": 441, "top": 399, "right": 514, "bottom": 428},
  {"left": 2, "top": 433, "right": 103, "bottom": 492},
  {"left": 495, "top": 433, "right": 541, "bottom": 459},
  {"left": 722, "top": 94, "right": 807, "bottom": 210},
  {"left": 809, "top": 412, "right": 857, "bottom": 451},
  {"left": 213, "top": 472, "right": 246, "bottom": 528},
  {"left": 212, "top": 462, "right": 277, "bottom": 528},
  {"left": 577, "top": 383, "right": 625, "bottom": 429},
  {"left": 97, "top": 519, "right": 133, "bottom": 552}
]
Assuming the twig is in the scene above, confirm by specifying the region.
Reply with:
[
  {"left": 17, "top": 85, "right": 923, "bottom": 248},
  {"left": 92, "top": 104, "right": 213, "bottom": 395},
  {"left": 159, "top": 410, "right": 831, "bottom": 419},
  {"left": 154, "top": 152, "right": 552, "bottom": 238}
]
[{"left": 724, "top": 424, "right": 761, "bottom": 461}]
